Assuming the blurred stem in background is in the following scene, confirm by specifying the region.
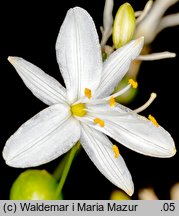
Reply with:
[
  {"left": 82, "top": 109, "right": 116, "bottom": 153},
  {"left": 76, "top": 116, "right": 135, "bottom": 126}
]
[{"left": 138, "top": 183, "right": 179, "bottom": 200}]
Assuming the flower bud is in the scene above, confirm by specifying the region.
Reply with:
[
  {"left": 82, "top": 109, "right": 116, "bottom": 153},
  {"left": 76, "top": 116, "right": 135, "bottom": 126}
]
[
  {"left": 138, "top": 188, "right": 158, "bottom": 200},
  {"left": 10, "top": 169, "right": 62, "bottom": 200},
  {"left": 110, "top": 190, "right": 130, "bottom": 200},
  {"left": 170, "top": 183, "right": 179, "bottom": 200},
  {"left": 112, "top": 3, "right": 136, "bottom": 48}
]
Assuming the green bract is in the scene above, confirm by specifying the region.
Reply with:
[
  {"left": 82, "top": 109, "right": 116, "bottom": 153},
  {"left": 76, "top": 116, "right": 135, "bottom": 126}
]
[
  {"left": 10, "top": 170, "right": 62, "bottom": 200},
  {"left": 112, "top": 3, "right": 136, "bottom": 48}
]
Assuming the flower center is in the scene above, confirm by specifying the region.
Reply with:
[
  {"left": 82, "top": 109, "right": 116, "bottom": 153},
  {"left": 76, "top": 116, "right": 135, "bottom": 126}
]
[{"left": 71, "top": 103, "right": 87, "bottom": 117}]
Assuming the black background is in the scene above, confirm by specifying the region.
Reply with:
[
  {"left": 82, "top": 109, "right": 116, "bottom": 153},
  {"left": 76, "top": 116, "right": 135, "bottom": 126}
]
[{"left": 0, "top": 0, "right": 179, "bottom": 199}]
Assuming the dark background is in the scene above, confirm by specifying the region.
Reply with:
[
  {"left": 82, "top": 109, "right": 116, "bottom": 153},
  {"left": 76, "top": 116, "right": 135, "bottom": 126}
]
[{"left": 0, "top": 0, "right": 178, "bottom": 199}]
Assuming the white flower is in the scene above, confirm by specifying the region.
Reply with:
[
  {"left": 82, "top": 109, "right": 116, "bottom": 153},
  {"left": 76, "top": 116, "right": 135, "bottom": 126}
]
[{"left": 3, "top": 7, "right": 176, "bottom": 196}]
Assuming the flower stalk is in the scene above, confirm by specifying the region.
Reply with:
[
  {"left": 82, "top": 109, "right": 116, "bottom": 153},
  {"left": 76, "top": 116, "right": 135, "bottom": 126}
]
[{"left": 55, "top": 142, "right": 80, "bottom": 197}]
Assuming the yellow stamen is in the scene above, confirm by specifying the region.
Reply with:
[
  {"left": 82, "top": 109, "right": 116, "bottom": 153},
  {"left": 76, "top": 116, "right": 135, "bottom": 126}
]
[
  {"left": 110, "top": 96, "right": 116, "bottom": 107},
  {"left": 148, "top": 114, "right": 159, "bottom": 127},
  {"left": 112, "top": 145, "right": 120, "bottom": 158},
  {"left": 93, "top": 118, "right": 105, "bottom": 127},
  {"left": 84, "top": 88, "right": 92, "bottom": 99},
  {"left": 71, "top": 103, "right": 87, "bottom": 117},
  {"left": 128, "top": 79, "right": 138, "bottom": 88}
]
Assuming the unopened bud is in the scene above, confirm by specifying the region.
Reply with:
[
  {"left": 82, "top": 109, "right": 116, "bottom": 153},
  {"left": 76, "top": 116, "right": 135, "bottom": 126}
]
[
  {"left": 10, "top": 169, "right": 62, "bottom": 200},
  {"left": 112, "top": 3, "right": 136, "bottom": 48},
  {"left": 110, "top": 190, "right": 131, "bottom": 200}
]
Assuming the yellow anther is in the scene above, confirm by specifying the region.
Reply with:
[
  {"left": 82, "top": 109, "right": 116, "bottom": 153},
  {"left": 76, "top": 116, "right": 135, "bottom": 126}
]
[
  {"left": 148, "top": 114, "right": 159, "bottom": 127},
  {"left": 84, "top": 88, "right": 92, "bottom": 99},
  {"left": 71, "top": 103, "right": 87, "bottom": 117},
  {"left": 112, "top": 145, "right": 120, "bottom": 158},
  {"left": 128, "top": 79, "right": 138, "bottom": 88},
  {"left": 93, "top": 118, "right": 105, "bottom": 127},
  {"left": 110, "top": 96, "right": 116, "bottom": 107}
]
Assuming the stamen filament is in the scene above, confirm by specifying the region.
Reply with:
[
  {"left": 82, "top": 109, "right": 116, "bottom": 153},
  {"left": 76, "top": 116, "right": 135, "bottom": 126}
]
[
  {"left": 86, "top": 78, "right": 138, "bottom": 106},
  {"left": 89, "top": 84, "right": 131, "bottom": 105},
  {"left": 137, "top": 52, "right": 176, "bottom": 61},
  {"left": 134, "top": 93, "right": 157, "bottom": 113},
  {"left": 87, "top": 92, "right": 157, "bottom": 117},
  {"left": 108, "top": 84, "right": 131, "bottom": 99}
]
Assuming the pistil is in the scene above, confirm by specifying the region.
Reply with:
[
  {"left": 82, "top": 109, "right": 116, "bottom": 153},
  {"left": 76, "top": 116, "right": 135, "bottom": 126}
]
[{"left": 71, "top": 103, "right": 87, "bottom": 117}]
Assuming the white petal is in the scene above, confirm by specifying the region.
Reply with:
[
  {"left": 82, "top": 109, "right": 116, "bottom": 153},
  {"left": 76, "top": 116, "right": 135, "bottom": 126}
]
[
  {"left": 80, "top": 124, "right": 134, "bottom": 196},
  {"left": 3, "top": 104, "right": 80, "bottom": 168},
  {"left": 94, "top": 38, "right": 144, "bottom": 99},
  {"left": 81, "top": 103, "right": 176, "bottom": 158},
  {"left": 56, "top": 7, "right": 102, "bottom": 103},
  {"left": 8, "top": 57, "right": 67, "bottom": 105}
]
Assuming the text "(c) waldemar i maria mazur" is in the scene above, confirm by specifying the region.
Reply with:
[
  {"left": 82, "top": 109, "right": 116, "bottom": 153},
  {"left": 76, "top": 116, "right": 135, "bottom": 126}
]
[{"left": 19, "top": 202, "right": 138, "bottom": 212}]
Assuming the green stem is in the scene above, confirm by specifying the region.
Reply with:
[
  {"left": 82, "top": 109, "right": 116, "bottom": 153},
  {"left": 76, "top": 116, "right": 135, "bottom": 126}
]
[
  {"left": 53, "top": 152, "right": 69, "bottom": 181},
  {"left": 55, "top": 142, "right": 80, "bottom": 197}
]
